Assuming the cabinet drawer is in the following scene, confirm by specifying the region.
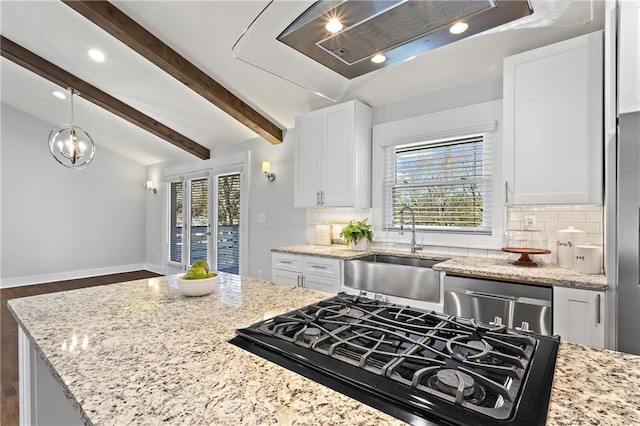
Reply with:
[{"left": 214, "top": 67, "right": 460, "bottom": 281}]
[
  {"left": 303, "top": 257, "right": 341, "bottom": 278},
  {"left": 271, "top": 253, "right": 303, "bottom": 272}
]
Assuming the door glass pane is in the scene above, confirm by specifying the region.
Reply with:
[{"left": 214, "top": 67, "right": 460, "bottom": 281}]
[
  {"left": 169, "top": 181, "right": 183, "bottom": 263},
  {"left": 217, "top": 174, "right": 240, "bottom": 274},
  {"left": 189, "top": 178, "right": 209, "bottom": 265}
]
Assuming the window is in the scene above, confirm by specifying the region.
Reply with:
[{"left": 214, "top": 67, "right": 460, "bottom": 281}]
[{"left": 382, "top": 134, "right": 492, "bottom": 234}]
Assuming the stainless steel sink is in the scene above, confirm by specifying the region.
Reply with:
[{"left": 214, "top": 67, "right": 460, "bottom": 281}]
[{"left": 344, "top": 254, "right": 442, "bottom": 303}]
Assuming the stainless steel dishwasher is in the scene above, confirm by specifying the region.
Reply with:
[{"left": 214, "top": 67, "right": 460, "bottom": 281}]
[{"left": 443, "top": 275, "right": 552, "bottom": 335}]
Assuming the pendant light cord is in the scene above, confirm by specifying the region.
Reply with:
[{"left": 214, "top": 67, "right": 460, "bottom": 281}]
[{"left": 68, "top": 88, "right": 77, "bottom": 125}]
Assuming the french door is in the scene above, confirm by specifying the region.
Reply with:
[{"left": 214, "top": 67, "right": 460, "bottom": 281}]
[
  {"left": 166, "top": 171, "right": 243, "bottom": 275},
  {"left": 167, "top": 176, "right": 211, "bottom": 273}
]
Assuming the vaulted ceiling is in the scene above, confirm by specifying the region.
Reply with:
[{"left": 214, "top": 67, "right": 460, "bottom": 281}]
[{"left": 0, "top": 1, "right": 604, "bottom": 165}]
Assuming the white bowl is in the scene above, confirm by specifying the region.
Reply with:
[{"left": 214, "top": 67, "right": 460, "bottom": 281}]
[{"left": 177, "top": 275, "right": 218, "bottom": 296}]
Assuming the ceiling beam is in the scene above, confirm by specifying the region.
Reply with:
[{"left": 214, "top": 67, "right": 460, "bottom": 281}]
[
  {"left": 63, "top": 0, "right": 284, "bottom": 145},
  {"left": 1, "top": 36, "right": 210, "bottom": 160}
]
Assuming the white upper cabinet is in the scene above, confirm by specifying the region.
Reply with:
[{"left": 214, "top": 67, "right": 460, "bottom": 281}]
[
  {"left": 619, "top": 0, "right": 640, "bottom": 114},
  {"left": 503, "top": 31, "right": 603, "bottom": 205},
  {"left": 294, "top": 100, "right": 372, "bottom": 208}
]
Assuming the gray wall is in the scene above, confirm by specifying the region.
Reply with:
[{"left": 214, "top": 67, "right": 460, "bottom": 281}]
[{"left": 0, "top": 104, "right": 146, "bottom": 286}]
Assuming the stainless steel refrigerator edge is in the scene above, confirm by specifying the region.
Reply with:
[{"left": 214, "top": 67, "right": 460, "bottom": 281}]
[{"left": 616, "top": 110, "right": 640, "bottom": 355}]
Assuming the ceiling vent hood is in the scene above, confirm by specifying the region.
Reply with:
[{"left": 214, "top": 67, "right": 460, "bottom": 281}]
[{"left": 276, "top": 0, "right": 534, "bottom": 79}]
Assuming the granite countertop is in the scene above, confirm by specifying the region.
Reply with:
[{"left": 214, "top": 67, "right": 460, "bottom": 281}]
[
  {"left": 433, "top": 257, "right": 607, "bottom": 291},
  {"left": 10, "top": 275, "right": 638, "bottom": 425},
  {"left": 272, "top": 245, "right": 607, "bottom": 291}
]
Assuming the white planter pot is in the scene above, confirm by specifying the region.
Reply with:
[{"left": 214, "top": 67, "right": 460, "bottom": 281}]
[{"left": 349, "top": 240, "right": 369, "bottom": 251}]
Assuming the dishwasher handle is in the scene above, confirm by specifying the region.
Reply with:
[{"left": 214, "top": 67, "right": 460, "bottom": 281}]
[{"left": 465, "top": 289, "right": 518, "bottom": 301}]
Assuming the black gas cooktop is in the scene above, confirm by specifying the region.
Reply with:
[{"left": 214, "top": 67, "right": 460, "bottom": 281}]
[{"left": 230, "top": 293, "right": 559, "bottom": 426}]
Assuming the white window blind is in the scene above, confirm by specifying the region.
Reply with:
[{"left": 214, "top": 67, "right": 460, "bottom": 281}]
[
  {"left": 188, "top": 177, "right": 209, "bottom": 265},
  {"left": 382, "top": 134, "right": 493, "bottom": 234},
  {"left": 168, "top": 181, "right": 183, "bottom": 263}
]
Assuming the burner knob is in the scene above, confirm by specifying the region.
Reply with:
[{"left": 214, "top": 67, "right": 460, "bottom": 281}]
[
  {"left": 516, "top": 321, "right": 531, "bottom": 332},
  {"left": 489, "top": 316, "right": 503, "bottom": 326}
]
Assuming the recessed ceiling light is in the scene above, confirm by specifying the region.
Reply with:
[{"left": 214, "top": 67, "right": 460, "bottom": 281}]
[
  {"left": 371, "top": 54, "right": 386, "bottom": 64},
  {"left": 52, "top": 90, "right": 67, "bottom": 100},
  {"left": 449, "top": 22, "right": 469, "bottom": 35},
  {"left": 325, "top": 18, "right": 343, "bottom": 34},
  {"left": 88, "top": 48, "right": 105, "bottom": 62}
]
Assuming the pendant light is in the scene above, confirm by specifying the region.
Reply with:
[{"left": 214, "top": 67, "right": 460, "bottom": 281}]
[{"left": 48, "top": 88, "right": 95, "bottom": 169}]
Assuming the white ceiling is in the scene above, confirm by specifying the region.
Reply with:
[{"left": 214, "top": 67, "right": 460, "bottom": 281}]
[{"left": 0, "top": 0, "right": 604, "bottom": 166}]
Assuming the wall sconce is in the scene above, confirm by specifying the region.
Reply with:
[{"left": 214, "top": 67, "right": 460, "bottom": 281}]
[
  {"left": 143, "top": 180, "right": 157, "bottom": 194},
  {"left": 262, "top": 161, "right": 276, "bottom": 182}
]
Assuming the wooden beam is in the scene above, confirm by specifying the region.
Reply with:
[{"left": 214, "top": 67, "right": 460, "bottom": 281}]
[
  {"left": 63, "top": 0, "right": 284, "bottom": 145},
  {"left": 1, "top": 36, "right": 210, "bottom": 160}
]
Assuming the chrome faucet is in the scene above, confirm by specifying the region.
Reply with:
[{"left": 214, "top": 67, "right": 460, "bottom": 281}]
[{"left": 399, "top": 204, "right": 423, "bottom": 253}]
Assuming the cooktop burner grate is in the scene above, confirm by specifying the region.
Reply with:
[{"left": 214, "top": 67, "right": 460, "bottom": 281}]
[{"left": 232, "top": 293, "right": 559, "bottom": 425}]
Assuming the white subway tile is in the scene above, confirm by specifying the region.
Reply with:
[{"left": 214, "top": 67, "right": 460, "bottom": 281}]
[
  {"left": 547, "top": 205, "right": 572, "bottom": 212},
  {"left": 507, "top": 221, "right": 523, "bottom": 230},
  {"left": 509, "top": 211, "right": 524, "bottom": 221},
  {"left": 449, "top": 247, "right": 469, "bottom": 257},
  {"left": 558, "top": 211, "right": 587, "bottom": 222},
  {"left": 570, "top": 222, "right": 599, "bottom": 233},
  {"left": 537, "top": 211, "right": 559, "bottom": 222},
  {"left": 586, "top": 234, "right": 604, "bottom": 245},
  {"left": 545, "top": 222, "right": 568, "bottom": 232},
  {"left": 571, "top": 205, "right": 603, "bottom": 212},
  {"left": 586, "top": 211, "right": 603, "bottom": 223}
]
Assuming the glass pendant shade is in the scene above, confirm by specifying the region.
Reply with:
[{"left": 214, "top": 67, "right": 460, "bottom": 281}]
[
  {"left": 48, "top": 88, "right": 96, "bottom": 169},
  {"left": 48, "top": 124, "right": 95, "bottom": 169}
]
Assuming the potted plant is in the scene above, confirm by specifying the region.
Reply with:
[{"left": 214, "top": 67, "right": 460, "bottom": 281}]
[{"left": 340, "top": 219, "right": 373, "bottom": 251}]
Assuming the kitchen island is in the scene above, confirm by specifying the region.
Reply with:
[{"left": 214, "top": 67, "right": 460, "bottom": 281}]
[{"left": 9, "top": 274, "right": 640, "bottom": 425}]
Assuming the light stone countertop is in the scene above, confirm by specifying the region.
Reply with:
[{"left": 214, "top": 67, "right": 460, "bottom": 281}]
[
  {"left": 433, "top": 257, "right": 607, "bottom": 290},
  {"left": 272, "top": 245, "right": 607, "bottom": 290},
  {"left": 9, "top": 275, "right": 637, "bottom": 425}
]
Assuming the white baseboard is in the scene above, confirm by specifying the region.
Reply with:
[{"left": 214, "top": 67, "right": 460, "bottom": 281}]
[
  {"left": 0, "top": 263, "right": 147, "bottom": 289},
  {"left": 144, "top": 263, "right": 165, "bottom": 275}
]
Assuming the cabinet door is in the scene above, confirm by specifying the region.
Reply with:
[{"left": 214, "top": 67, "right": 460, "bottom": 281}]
[
  {"left": 271, "top": 269, "right": 300, "bottom": 287},
  {"left": 303, "top": 274, "right": 341, "bottom": 294},
  {"left": 504, "top": 31, "right": 603, "bottom": 205},
  {"left": 294, "top": 111, "right": 323, "bottom": 207},
  {"left": 322, "top": 103, "right": 355, "bottom": 207},
  {"left": 619, "top": 0, "right": 640, "bottom": 114},
  {"left": 553, "top": 286, "right": 605, "bottom": 348}
]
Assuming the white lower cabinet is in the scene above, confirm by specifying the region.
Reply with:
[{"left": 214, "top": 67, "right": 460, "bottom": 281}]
[
  {"left": 553, "top": 286, "right": 606, "bottom": 348},
  {"left": 271, "top": 253, "right": 342, "bottom": 294}
]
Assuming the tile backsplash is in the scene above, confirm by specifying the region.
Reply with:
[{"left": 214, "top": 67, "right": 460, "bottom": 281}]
[{"left": 306, "top": 205, "right": 604, "bottom": 265}]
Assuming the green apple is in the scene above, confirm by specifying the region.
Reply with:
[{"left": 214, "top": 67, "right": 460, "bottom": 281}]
[{"left": 191, "top": 260, "right": 209, "bottom": 273}]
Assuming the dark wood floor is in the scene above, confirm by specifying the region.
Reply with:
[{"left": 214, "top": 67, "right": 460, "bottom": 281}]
[{"left": 0, "top": 270, "right": 162, "bottom": 426}]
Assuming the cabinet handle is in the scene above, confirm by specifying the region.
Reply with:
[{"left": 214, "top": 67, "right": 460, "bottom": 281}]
[
  {"left": 279, "top": 260, "right": 293, "bottom": 264},
  {"left": 311, "top": 265, "right": 327, "bottom": 269},
  {"left": 505, "top": 181, "right": 509, "bottom": 204},
  {"left": 316, "top": 191, "right": 321, "bottom": 206},
  {"left": 321, "top": 191, "right": 325, "bottom": 205},
  {"left": 296, "top": 275, "right": 301, "bottom": 287},
  {"left": 596, "top": 293, "right": 601, "bottom": 324},
  {"left": 301, "top": 275, "right": 306, "bottom": 288}
]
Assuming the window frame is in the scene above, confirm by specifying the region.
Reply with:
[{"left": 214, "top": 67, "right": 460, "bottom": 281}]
[
  {"left": 162, "top": 152, "right": 249, "bottom": 276},
  {"left": 372, "top": 100, "right": 505, "bottom": 249}
]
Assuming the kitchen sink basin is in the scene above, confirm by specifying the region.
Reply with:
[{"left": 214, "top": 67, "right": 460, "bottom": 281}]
[{"left": 344, "top": 254, "right": 442, "bottom": 303}]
